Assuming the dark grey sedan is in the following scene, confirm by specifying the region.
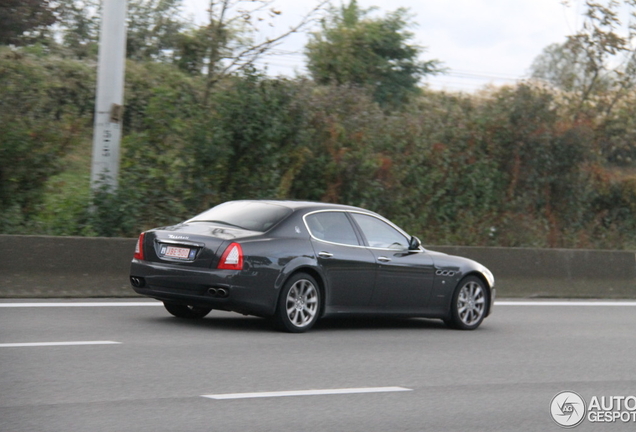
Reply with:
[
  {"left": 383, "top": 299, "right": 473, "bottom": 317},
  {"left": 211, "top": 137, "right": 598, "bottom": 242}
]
[{"left": 130, "top": 200, "right": 495, "bottom": 332}]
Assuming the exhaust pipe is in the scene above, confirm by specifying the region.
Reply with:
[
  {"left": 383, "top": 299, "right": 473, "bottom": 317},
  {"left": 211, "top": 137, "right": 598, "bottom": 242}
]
[
  {"left": 130, "top": 277, "right": 145, "bottom": 288},
  {"left": 207, "top": 287, "right": 229, "bottom": 298}
]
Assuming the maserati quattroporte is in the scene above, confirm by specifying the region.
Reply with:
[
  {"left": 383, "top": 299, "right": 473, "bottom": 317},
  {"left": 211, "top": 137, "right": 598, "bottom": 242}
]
[{"left": 130, "top": 200, "right": 495, "bottom": 332}]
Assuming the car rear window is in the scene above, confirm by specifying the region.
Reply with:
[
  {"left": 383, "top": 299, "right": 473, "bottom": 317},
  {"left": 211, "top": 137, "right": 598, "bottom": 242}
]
[{"left": 187, "top": 201, "right": 292, "bottom": 232}]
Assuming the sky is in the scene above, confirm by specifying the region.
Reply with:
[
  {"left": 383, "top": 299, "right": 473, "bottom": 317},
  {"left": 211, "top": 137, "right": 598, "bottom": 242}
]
[{"left": 179, "top": 0, "right": 627, "bottom": 92}]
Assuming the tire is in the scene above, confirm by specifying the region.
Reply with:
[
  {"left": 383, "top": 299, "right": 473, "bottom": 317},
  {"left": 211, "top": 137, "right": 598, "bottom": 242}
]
[
  {"left": 446, "top": 276, "right": 488, "bottom": 330},
  {"left": 275, "top": 273, "right": 321, "bottom": 333},
  {"left": 163, "top": 302, "right": 212, "bottom": 319}
]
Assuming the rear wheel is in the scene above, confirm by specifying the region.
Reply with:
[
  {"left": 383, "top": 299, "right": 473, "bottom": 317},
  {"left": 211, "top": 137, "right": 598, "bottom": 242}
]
[
  {"left": 276, "top": 273, "right": 321, "bottom": 333},
  {"left": 446, "top": 276, "right": 487, "bottom": 330},
  {"left": 163, "top": 302, "right": 212, "bottom": 319}
]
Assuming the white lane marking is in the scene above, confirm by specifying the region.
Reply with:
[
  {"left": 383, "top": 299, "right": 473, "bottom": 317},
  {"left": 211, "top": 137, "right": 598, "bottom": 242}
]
[
  {"left": 0, "top": 302, "right": 162, "bottom": 307},
  {"left": 202, "top": 387, "right": 412, "bottom": 400},
  {"left": 496, "top": 301, "right": 636, "bottom": 306},
  {"left": 0, "top": 341, "right": 121, "bottom": 348}
]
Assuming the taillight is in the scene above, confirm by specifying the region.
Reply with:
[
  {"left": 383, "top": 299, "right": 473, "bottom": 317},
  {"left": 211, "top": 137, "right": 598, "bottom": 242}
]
[
  {"left": 217, "top": 242, "right": 243, "bottom": 270},
  {"left": 134, "top": 233, "right": 145, "bottom": 260}
]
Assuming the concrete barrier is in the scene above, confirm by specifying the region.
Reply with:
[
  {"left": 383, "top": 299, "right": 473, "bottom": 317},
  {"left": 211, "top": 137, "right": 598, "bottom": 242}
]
[
  {"left": 0, "top": 235, "right": 136, "bottom": 298},
  {"left": 431, "top": 246, "right": 636, "bottom": 298},
  {"left": 1, "top": 235, "right": 635, "bottom": 298}
]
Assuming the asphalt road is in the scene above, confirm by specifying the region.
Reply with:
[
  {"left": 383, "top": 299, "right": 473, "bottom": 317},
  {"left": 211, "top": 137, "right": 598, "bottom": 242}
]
[{"left": 1, "top": 299, "right": 635, "bottom": 432}]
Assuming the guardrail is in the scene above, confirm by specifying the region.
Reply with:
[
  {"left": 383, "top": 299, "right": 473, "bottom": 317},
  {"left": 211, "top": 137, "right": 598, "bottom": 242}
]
[{"left": 1, "top": 235, "right": 635, "bottom": 298}]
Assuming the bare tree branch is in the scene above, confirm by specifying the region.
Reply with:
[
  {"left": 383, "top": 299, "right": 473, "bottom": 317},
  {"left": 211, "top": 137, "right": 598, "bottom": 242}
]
[{"left": 202, "top": 0, "right": 329, "bottom": 105}]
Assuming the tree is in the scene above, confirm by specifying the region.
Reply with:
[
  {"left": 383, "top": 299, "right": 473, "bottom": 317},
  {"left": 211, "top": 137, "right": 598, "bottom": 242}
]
[
  {"left": 530, "top": 42, "right": 601, "bottom": 92},
  {"left": 530, "top": 1, "right": 636, "bottom": 164},
  {"left": 197, "top": 0, "right": 328, "bottom": 105},
  {"left": 0, "top": 0, "right": 56, "bottom": 45},
  {"left": 126, "top": 0, "right": 186, "bottom": 61},
  {"left": 305, "top": 0, "right": 442, "bottom": 106},
  {"left": 52, "top": 0, "right": 187, "bottom": 60},
  {"left": 53, "top": 0, "right": 101, "bottom": 59},
  {"left": 530, "top": 0, "right": 636, "bottom": 117},
  {"left": 0, "top": 48, "right": 93, "bottom": 231},
  {"left": 48, "top": 1, "right": 327, "bottom": 103}
]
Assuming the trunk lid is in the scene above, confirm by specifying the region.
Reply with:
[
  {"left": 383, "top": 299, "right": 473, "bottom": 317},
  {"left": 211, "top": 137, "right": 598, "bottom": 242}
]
[{"left": 142, "top": 222, "right": 259, "bottom": 268}]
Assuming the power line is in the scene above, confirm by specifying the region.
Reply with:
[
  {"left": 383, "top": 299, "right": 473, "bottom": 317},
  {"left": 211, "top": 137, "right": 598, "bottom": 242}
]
[
  {"left": 251, "top": 50, "right": 527, "bottom": 92},
  {"left": 445, "top": 70, "right": 525, "bottom": 81}
]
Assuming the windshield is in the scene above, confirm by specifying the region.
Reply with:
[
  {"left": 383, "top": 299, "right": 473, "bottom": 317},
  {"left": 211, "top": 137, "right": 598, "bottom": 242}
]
[{"left": 187, "top": 201, "right": 292, "bottom": 232}]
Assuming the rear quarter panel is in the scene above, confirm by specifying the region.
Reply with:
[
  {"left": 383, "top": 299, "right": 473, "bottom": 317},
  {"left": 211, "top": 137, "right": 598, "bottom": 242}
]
[{"left": 237, "top": 236, "right": 319, "bottom": 315}]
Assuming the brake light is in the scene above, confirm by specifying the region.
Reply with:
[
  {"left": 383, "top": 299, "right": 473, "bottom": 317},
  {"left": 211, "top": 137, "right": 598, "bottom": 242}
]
[
  {"left": 217, "top": 242, "right": 243, "bottom": 270},
  {"left": 134, "top": 233, "right": 145, "bottom": 260}
]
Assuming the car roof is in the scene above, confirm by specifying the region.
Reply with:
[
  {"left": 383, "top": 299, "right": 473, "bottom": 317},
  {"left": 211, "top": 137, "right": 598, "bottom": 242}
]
[{"left": 230, "top": 199, "right": 375, "bottom": 214}]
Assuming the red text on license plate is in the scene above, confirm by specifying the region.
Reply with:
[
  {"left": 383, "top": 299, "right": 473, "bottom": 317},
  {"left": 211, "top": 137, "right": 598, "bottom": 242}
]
[{"left": 165, "top": 246, "right": 190, "bottom": 259}]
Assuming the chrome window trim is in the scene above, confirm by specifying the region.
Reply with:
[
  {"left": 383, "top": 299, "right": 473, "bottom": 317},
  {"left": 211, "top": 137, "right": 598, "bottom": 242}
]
[
  {"left": 303, "top": 210, "right": 366, "bottom": 249},
  {"left": 302, "top": 209, "right": 424, "bottom": 252}
]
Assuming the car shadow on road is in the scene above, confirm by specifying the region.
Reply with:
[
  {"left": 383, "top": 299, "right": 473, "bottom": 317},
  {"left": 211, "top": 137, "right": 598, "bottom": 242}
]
[
  {"left": 143, "top": 312, "right": 450, "bottom": 333},
  {"left": 314, "top": 316, "right": 448, "bottom": 332},
  {"left": 146, "top": 314, "right": 273, "bottom": 333}
]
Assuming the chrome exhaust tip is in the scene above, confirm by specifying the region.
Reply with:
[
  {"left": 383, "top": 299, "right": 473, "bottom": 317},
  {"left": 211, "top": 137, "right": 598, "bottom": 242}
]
[
  {"left": 130, "top": 276, "right": 145, "bottom": 288},
  {"left": 207, "top": 287, "right": 229, "bottom": 298}
]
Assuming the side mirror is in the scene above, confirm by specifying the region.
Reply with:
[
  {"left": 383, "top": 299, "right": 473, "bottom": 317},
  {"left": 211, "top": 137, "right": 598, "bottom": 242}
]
[{"left": 408, "top": 236, "right": 422, "bottom": 251}]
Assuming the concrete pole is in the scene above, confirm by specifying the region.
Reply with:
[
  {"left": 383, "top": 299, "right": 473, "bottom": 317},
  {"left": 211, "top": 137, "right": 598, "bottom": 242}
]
[{"left": 90, "top": 0, "right": 128, "bottom": 192}]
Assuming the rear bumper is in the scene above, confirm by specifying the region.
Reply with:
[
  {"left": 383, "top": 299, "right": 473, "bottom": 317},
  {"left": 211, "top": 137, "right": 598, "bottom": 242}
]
[{"left": 130, "top": 259, "right": 278, "bottom": 317}]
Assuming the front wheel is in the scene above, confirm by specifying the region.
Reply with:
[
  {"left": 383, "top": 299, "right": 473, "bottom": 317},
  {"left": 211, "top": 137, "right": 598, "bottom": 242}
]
[
  {"left": 275, "top": 273, "right": 321, "bottom": 333},
  {"left": 446, "top": 276, "right": 488, "bottom": 330},
  {"left": 163, "top": 302, "right": 212, "bottom": 319}
]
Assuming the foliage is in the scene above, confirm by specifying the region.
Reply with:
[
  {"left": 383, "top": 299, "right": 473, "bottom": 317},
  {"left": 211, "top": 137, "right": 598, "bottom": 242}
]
[
  {"left": 4, "top": 1, "right": 636, "bottom": 250},
  {"left": 530, "top": 0, "right": 636, "bottom": 118},
  {"left": 188, "top": 71, "right": 310, "bottom": 205},
  {"left": 528, "top": 0, "right": 636, "bottom": 230},
  {"left": 597, "top": 96, "right": 636, "bottom": 164},
  {"left": 53, "top": 0, "right": 101, "bottom": 59},
  {"left": 2, "top": 48, "right": 635, "bottom": 249},
  {"left": 126, "top": 0, "right": 186, "bottom": 61},
  {"left": 530, "top": 42, "right": 603, "bottom": 93},
  {"left": 0, "top": 0, "right": 56, "bottom": 45},
  {"left": 0, "top": 47, "right": 92, "bottom": 231},
  {"left": 88, "top": 61, "right": 202, "bottom": 236},
  {"left": 287, "top": 83, "right": 388, "bottom": 206},
  {"left": 474, "top": 84, "right": 598, "bottom": 247},
  {"left": 382, "top": 91, "right": 503, "bottom": 245},
  {"left": 42, "top": 0, "right": 326, "bottom": 95},
  {"left": 196, "top": 0, "right": 327, "bottom": 104},
  {"left": 305, "top": 0, "right": 442, "bottom": 106},
  {"left": 51, "top": 0, "right": 187, "bottom": 60}
]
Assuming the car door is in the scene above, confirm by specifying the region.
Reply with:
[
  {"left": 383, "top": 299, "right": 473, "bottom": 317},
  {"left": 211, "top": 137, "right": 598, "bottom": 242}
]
[
  {"left": 305, "top": 211, "right": 377, "bottom": 311},
  {"left": 349, "top": 212, "right": 435, "bottom": 312}
]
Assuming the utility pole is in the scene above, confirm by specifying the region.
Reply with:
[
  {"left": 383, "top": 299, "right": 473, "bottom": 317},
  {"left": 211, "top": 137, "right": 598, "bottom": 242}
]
[{"left": 90, "top": 0, "right": 128, "bottom": 192}]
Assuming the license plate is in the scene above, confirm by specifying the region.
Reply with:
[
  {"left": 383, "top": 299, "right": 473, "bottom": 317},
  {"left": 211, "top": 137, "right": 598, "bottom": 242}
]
[{"left": 164, "top": 246, "right": 190, "bottom": 259}]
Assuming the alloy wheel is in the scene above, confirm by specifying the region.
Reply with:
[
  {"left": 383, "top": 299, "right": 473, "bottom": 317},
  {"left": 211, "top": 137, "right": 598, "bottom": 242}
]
[
  {"left": 285, "top": 278, "right": 319, "bottom": 328},
  {"left": 457, "top": 280, "right": 486, "bottom": 326}
]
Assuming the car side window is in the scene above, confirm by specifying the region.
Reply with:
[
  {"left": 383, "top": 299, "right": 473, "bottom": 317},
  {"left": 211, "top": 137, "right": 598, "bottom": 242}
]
[
  {"left": 350, "top": 213, "right": 409, "bottom": 249},
  {"left": 305, "top": 212, "right": 359, "bottom": 246}
]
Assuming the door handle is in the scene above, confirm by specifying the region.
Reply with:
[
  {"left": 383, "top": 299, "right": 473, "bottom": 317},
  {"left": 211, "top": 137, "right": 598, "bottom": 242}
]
[
  {"left": 318, "top": 251, "right": 334, "bottom": 258},
  {"left": 378, "top": 256, "right": 391, "bottom": 263}
]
